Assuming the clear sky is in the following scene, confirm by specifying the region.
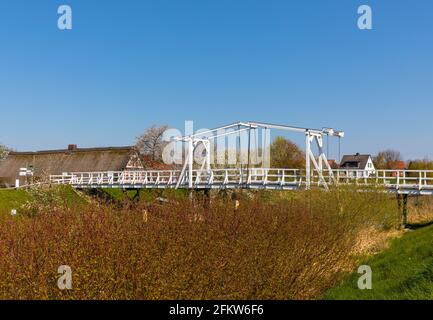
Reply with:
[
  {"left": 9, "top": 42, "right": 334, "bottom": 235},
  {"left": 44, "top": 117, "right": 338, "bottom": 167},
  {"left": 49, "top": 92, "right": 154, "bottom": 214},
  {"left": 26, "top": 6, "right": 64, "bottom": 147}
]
[{"left": 1, "top": 0, "right": 432, "bottom": 160}]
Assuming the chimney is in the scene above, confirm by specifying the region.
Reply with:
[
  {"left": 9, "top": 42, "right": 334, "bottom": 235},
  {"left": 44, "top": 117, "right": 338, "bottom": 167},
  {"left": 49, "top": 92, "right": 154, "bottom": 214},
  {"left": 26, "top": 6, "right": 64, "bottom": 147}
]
[{"left": 68, "top": 144, "right": 77, "bottom": 151}]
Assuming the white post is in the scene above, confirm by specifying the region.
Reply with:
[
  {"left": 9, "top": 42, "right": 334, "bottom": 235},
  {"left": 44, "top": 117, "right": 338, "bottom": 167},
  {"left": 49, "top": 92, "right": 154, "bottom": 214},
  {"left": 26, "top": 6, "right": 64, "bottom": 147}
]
[
  {"left": 305, "top": 132, "right": 311, "bottom": 189},
  {"left": 205, "top": 140, "right": 211, "bottom": 172},
  {"left": 317, "top": 136, "right": 323, "bottom": 173},
  {"left": 188, "top": 139, "right": 194, "bottom": 189},
  {"left": 15, "top": 179, "right": 20, "bottom": 188}
]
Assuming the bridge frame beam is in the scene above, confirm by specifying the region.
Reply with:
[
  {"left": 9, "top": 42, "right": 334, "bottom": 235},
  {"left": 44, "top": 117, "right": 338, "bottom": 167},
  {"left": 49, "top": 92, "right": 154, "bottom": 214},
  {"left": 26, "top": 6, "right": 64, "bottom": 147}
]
[
  {"left": 305, "top": 131, "right": 336, "bottom": 190},
  {"left": 176, "top": 138, "right": 211, "bottom": 189},
  {"left": 174, "top": 121, "right": 344, "bottom": 191}
]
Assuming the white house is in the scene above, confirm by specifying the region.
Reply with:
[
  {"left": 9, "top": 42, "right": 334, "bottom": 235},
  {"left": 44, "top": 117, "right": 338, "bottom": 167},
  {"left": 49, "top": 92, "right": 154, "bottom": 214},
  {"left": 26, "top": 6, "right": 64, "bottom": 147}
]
[{"left": 339, "top": 153, "right": 375, "bottom": 178}]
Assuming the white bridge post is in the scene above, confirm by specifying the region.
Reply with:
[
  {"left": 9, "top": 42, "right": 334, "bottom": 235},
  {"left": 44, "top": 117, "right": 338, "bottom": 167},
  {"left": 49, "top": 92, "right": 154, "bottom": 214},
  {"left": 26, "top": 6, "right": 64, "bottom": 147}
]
[
  {"left": 305, "top": 132, "right": 334, "bottom": 191},
  {"left": 305, "top": 132, "right": 311, "bottom": 189},
  {"left": 188, "top": 139, "right": 193, "bottom": 189}
]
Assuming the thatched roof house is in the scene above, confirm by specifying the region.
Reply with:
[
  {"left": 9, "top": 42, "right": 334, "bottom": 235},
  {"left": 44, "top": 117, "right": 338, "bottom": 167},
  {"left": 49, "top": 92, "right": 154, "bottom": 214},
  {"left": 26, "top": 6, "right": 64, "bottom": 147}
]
[{"left": 0, "top": 145, "right": 143, "bottom": 187}]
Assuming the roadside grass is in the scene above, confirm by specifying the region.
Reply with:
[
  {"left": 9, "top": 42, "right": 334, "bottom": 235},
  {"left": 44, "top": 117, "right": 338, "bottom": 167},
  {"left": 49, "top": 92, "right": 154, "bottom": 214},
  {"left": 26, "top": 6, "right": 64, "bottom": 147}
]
[{"left": 323, "top": 224, "right": 433, "bottom": 300}]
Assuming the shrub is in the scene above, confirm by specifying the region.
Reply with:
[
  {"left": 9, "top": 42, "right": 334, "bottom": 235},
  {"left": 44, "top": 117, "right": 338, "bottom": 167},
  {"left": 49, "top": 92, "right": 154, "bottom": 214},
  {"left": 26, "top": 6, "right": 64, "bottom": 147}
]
[{"left": 0, "top": 187, "right": 399, "bottom": 299}]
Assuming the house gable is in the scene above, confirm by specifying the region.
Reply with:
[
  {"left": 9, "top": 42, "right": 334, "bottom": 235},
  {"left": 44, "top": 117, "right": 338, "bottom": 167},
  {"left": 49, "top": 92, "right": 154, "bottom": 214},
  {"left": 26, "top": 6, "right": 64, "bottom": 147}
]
[
  {"left": 340, "top": 153, "right": 374, "bottom": 171},
  {"left": 364, "top": 156, "right": 375, "bottom": 171}
]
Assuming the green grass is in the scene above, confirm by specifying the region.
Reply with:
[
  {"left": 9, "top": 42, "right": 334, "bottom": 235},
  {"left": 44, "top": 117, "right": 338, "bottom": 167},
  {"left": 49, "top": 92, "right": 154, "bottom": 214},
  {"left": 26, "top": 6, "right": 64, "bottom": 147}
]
[
  {"left": 0, "top": 187, "right": 188, "bottom": 216},
  {"left": 101, "top": 188, "right": 135, "bottom": 201},
  {"left": 102, "top": 188, "right": 190, "bottom": 202},
  {"left": 54, "top": 185, "right": 88, "bottom": 208},
  {"left": 0, "top": 189, "right": 31, "bottom": 215},
  {"left": 324, "top": 224, "right": 433, "bottom": 299},
  {"left": 0, "top": 186, "right": 86, "bottom": 216}
]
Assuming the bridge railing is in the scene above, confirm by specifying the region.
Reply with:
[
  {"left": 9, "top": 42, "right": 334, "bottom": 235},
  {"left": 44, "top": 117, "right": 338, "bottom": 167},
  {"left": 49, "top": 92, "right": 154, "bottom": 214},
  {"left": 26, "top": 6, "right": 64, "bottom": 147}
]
[
  {"left": 310, "top": 169, "right": 433, "bottom": 190},
  {"left": 49, "top": 168, "right": 433, "bottom": 192},
  {"left": 50, "top": 170, "right": 182, "bottom": 186},
  {"left": 49, "top": 168, "right": 302, "bottom": 188}
]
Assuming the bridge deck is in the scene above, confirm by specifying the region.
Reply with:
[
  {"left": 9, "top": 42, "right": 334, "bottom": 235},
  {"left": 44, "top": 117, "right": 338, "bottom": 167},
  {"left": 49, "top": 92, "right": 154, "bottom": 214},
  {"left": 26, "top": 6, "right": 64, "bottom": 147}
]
[{"left": 49, "top": 168, "right": 433, "bottom": 195}]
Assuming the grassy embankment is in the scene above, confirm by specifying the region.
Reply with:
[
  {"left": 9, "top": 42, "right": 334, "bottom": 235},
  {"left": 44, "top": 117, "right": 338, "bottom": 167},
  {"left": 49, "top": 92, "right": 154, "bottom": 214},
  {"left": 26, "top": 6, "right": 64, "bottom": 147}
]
[
  {"left": 324, "top": 221, "right": 433, "bottom": 299},
  {"left": 0, "top": 189, "right": 31, "bottom": 214},
  {"left": 0, "top": 186, "right": 85, "bottom": 216}
]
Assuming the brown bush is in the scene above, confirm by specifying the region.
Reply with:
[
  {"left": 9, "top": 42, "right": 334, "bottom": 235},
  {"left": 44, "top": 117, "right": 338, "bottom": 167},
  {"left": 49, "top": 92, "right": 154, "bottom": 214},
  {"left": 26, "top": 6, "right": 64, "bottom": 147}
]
[
  {"left": 0, "top": 187, "right": 399, "bottom": 299},
  {"left": 407, "top": 196, "right": 433, "bottom": 225}
]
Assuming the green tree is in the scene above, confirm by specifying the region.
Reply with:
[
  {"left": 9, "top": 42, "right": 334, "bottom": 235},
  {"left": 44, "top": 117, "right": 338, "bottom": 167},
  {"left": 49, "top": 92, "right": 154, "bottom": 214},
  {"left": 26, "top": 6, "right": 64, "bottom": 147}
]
[
  {"left": 373, "top": 149, "right": 402, "bottom": 169},
  {"left": 270, "top": 136, "right": 305, "bottom": 169},
  {"left": 407, "top": 159, "right": 433, "bottom": 178}
]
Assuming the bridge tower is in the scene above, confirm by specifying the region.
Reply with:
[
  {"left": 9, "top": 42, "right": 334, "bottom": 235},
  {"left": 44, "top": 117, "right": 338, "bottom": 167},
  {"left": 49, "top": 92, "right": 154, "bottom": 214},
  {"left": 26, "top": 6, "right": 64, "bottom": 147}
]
[{"left": 174, "top": 121, "right": 344, "bottom": 190}]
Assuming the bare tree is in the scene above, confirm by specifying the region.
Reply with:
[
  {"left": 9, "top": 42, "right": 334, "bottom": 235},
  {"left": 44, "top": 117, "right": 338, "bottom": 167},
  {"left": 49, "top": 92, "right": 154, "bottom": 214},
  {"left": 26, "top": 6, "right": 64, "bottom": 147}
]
[
  {"left": 135, "top": 125, "right": 169, "bottom": 161},
  {"left": 373, "top": 149, "right": 402, "bottom": 169}
]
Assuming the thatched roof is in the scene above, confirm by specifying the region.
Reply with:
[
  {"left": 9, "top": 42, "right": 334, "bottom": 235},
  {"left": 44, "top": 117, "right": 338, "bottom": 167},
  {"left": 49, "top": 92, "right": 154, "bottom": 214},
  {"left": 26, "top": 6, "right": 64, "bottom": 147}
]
[{"left": 0, "top": 146, "right": 143, "bottom": 187}]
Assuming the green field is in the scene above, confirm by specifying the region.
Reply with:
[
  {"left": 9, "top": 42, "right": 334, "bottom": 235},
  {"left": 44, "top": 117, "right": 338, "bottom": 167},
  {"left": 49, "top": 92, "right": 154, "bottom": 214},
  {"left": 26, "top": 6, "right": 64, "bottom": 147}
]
[
  {"left": 0, "top": 189, "right": 31, "bottom": 215},
  {"left": 324, "top": 224, "right": 433, "bottom": 299},
  {"left": 0, "top": 186, "right": 86, "bottom": 216}
]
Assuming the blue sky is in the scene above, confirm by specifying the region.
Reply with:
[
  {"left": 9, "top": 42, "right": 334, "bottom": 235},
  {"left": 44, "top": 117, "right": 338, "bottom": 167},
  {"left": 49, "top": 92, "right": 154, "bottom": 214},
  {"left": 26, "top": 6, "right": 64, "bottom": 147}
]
[{"left": 0, "top": 0, "right": 432, "bottom": 160}]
